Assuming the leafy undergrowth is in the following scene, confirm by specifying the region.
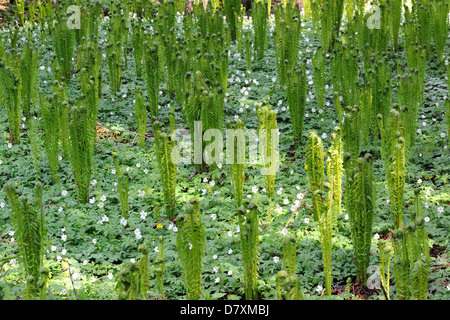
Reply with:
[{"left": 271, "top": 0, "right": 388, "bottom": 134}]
[{"left": 0, "top": 14, "right": 449, "bottom": 300}]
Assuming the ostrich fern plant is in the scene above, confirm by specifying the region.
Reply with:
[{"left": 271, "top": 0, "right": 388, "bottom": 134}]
[
  {"left": 377, "top": 108, "right": 407, "bottom": 228},
  {"left": 115, "top": 244, "right": 149, "bottom": 300},
  {"left": 286, "top": 64, "right": 307, "bottom": 149},
  {"left": 344, "top": 153, "right": 376, "bottom": 286},
  {"left": 4, "top": 182, "right": 47, "bottom": 300},
  {"left": 134, "top": 86, "right": 147, "bottom": 149},
  {"left": 305, "top": 131, "right": 339, "bottom": 295},
  {"left": 176, "top": 197, "right": 205, "bottom": 300},
  {"left": 152, "top": 120, "right": 177, "bottom": 220},
  {"left": 257, "top": 102, "right": 278, "bottom": 198},
  {"left": 0, "top": 55, "right": 21, "bottom": 145},
  {"left": 69, "top": 105, "right": 93, "bottom": 204},
  {"left": 392, "top": 190, "right": 430, "bottom": 300},
  {"left": 251, "top": 0, "right": 269, "bottom": 61},
  {"left": 113, "top": 153, "right": 130, "bottom": 219},
  {"left": 227, "top": 119, "right": 246, "bottom": 208},
  {"left": 143, "top": 41, "right": 160, "bottom": 119},
  {"left": 40, "top": 93, "right": 60, "bottom": 184},
  {"left": 238, "top": 199, "right": 260, "bottom": 300},
  {"left": 20, "top": 38, "right": 38, "bottom": 117}
]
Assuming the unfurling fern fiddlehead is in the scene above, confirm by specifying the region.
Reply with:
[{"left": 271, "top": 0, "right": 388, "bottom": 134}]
[
  {"left": 152, "top": 120, "right": 177, "bottom": 220},
  {"left": 176, "top": 197, "right": 205, "bottom": 300},
  {"left": 4, "top": 182, "right": 47, "bottom": 300},
  {"left": 392, "top": 189, "right": 430, "bottom": 300},
  {"left": 238, "top": 199, "right": 259, "bottom": 300},
  {"left": 276, "top": 270, "right": 304, "bottom": 300},
  {"left": 115, "top": 243, "right": 149, "bottom": 300}
]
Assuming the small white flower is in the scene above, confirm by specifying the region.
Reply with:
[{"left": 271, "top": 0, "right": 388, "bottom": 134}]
[
  {"left": 92, "top": 239, "right": 97, "bottom": 244},
  {"left": 61, "top": 249, "right": 67, "bottom": 255},
  {"left": 203, "top": 177, "right": 208, "bottom": 183},
  {"left": 173, "top": 226, "right": 178, "bottom": 232},
  {"left": 374, "top": 233, "right": 380, "bottom": 240},
  {"left": 344, "top": 214, "right": 349, "bottom": 221},
  {"left": 100, "top": 195, "right": 107, "bottom": 202},
  {"left": 120, "top": 218, "right": 127, "bottom": 226},
  {"left": 91, "top": 179, "right": 97, "bottom": 186},
  {"left": 58, "top": 156, "right": 62, "bottom": 161},
  {"left": 89, "top": 197, "right": 95, "bottom": 204},
  {"left": 215, "top": 277, "right": 220, "bottom": 283},
  {"left": 252, "top": 186, "right": 258, "bottom": 193},
  {"left": 213, "top": 266, "right": 219, "bottom": 273},
  {"left": 227, "top": 231, "right": 233, "bottom": 237},
  {"left": 209, "top": 180, "right": 215, "bottom": 187},
  {"left": 102, "top": 215, "right": 109, "bottom": 222},
  {"left": 426, "top": 190, "right": 431, "bottom": 196},
  {"left": 51, "top": 245, "right": 57, "bottom": 251},
  {"left": 316, "top": 285, "right": 323, "bottom": 293},
  {"left": 273, "top": 256, "right": 279, "bottom": 263},
  {"left": 61, "top": 190, "right": 68, "bottom": 197},
  {"left": 98, "top": 202, "right": 104, "bottom": 208},
  {"left": 417, "top": 179, "right": 422, "bottom": 184},
  {"left": 424, "top": 217, "right": 430, "bottom": 222},
  {"left": 283, "top": 199, "right": 289, "bottom": 205},
  {"left": 217, "top": 163, "right": 222, "bottom": 169},
  {"left": 57, "top": 256, "right": 62, "bottom": 262},
  {"left": 441, "top": 133, "right": 446, "bottom": 138},
  {"left": 154, "top": 246, "right": 159, "bottom": 253},
  {"left": 437, "top": 206, "right": 444, "bottom": 214},
  {"left": 304, "top": 218, "right": 310, "bottom": 224},
  {"left": 107, "top": 273, "right": 113, "bottom": 280},
  {"left": 111, "top": 169, "right": 116, "bottom": 175},
  {"left": 136, "top": 163, "right": 141, "bottom": 168},
  {"left": 60, "top": 289, "right": 67, "bottom": 295},
  {"left": 83, "top": 260, "right": 88, "bottom": 265},
  {"left": 228, "top": 270, "right": 233, "bottom": 276},
  {"left": 189, "top": 243, "right": 193, "bottom": 250},
  {"left": 140, "top": 211, "right": 148, "bottom": 219},
  {"left": 228, "top": 249, "right": 233, "bottom": 255},
  {"left": 143, "top": 169, "right": 149, "bottom": 174},
  {"left": 61, "top": 234, "right": 67, "bottom": 241},
  {"left": 210, "top": 213, "right": 217, "bottom": 220},
  {"left": 58, "top": 207, "right": 64, "bottom": 213}
]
